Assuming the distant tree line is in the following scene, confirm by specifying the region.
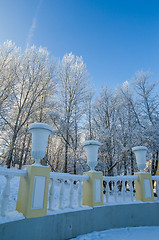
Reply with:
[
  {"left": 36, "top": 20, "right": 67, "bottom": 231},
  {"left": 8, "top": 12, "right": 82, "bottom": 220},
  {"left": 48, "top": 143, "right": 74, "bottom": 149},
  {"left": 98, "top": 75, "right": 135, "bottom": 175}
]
[{"left": 0, "top": 41, "right": 159, "bottom": 176}]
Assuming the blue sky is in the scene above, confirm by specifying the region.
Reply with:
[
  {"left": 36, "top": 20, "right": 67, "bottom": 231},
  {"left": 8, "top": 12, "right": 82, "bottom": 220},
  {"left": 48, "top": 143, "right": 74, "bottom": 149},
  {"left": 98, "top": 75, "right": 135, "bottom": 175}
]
[{"left": 0, "top": 0, "right": 159, "bottom": 94}]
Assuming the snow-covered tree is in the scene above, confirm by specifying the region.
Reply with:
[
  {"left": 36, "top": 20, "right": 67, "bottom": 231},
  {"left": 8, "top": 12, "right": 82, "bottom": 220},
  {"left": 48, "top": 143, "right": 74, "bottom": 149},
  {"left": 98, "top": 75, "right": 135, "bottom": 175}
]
[
  {"left": 134, "top": 71, "right": 159, "bottom": 174},
  {"left": 50, "top": 53, "right": 90, "bottom": 173},
  {"left": 93, "top": 73, "right": 159, "bottom": 176},
  {"left": 115, "top": 81, "right": 138, "bottom": 175},
  {"left": 0, "top": 43, "right": 56, "bottom": 168},
  {"left": 93, "top": 87, "right": 118, "bottom": 175}
]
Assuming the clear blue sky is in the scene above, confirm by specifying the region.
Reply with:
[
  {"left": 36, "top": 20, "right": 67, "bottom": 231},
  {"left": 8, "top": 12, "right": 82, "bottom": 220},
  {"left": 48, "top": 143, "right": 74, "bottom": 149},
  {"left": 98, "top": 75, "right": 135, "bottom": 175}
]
[{"left": 0, "top": 0, "right": 159, "bottom": 94}]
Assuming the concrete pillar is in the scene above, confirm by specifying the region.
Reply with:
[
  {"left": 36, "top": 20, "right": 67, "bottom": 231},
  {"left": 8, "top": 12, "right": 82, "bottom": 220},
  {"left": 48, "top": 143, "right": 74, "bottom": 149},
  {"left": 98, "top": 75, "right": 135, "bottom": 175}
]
[
  {"left": 16, "top": 165, "right": 50, "bottom": 218},
  {"left": 135, "top": 172, "right": 154, "bottom": 202},
  {"left": 83, "top": 171, "right": 103, "bottom": 207}
]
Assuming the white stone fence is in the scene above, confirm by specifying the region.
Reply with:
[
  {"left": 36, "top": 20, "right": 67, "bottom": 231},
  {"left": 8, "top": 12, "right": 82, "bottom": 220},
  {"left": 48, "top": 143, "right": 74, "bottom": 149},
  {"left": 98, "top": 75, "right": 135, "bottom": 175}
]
[
  {"left": 103, "top": 175, "right": 159, "bottom": 203},
  {"left": 48, "top": 172, "right": 89, "bottom": 210},
  {"left": 1, "top": 167, "right": 159, "bottom": 217},
  {"left": 0, "top": 168, "right": 27, "bottom": 216},
  {"left": 103, "top": 175, "right": 139, "bottom": 203},
  {"left": 1, "top": 123, "right": 159, "bottom": 220}
]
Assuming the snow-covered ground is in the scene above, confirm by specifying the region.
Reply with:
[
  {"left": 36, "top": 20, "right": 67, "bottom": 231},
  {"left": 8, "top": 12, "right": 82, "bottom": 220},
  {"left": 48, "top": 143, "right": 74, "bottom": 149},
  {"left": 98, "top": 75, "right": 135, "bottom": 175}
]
[{"left": 71, "top": 226, "right": 159, "bottom": 240}]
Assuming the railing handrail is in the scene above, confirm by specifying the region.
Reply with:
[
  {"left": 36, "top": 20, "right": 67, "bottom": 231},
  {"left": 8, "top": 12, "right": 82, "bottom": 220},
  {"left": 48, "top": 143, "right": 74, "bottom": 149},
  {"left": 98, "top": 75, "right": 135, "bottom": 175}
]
[
  {"left": 0, "top": 167, "right": 27, "bottom": 177},
  {"left": 48, "top": 172, "right": 89, "bottom": 211},
  {"left": 50, "top": 172, "right": 89, "bottom": 181},
  {"left": 103, "top": 175, "right": 139, "bottom": 181}
]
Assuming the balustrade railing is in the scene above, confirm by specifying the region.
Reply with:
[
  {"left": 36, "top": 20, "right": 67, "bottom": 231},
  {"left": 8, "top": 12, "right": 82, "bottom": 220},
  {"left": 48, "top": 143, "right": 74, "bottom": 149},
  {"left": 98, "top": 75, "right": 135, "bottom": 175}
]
[
  {"left": 48, "top": 172, "right": 89, "bottom": 210},
  {"left": 1, "top": 167, "right": 159, "bottom": 218},
  {"left": 0, "top": 168, "right": 27, "bottom": 217},
  {"left": 103, "top": 175, "right": 139, "bottom": 203}
]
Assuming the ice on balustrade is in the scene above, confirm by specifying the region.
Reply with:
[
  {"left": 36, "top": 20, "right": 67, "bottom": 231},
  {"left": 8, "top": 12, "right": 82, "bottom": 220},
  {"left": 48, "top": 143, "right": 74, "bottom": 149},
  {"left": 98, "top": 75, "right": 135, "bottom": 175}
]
[
  {"left": 48, "top": 178, "right": 82, "bottom": 209},
  {"left": 0, "top": 172, "right": 137, "bottom": 220},
  {"left": 0, "top": 170, "right": 159, "bottom": 223},
  {"left": 0, "top": 174, "right": 117, "bottom": 215},
  {"left": 0, "top": 173, "right": 84, "bottom": 222},
  {"left": 0, "top": 174, "right": 24, "bottom": 223},
  {"left": 1, "top": 135, "right": 159, "bottom": 223},
  {"left": 103, "top": 179, "right": 136, "bottom": 204}
]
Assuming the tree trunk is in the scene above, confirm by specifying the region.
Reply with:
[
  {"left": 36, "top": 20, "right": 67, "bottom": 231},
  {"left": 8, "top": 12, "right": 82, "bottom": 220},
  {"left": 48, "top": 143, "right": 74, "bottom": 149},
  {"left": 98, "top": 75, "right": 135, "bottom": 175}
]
[
  {"left": 6, "top": 133, "right": 17, "bottom": 168},
  {"left": 19, "top": 129, "right": 28, "bottom": 169},
  {"left": 130, "top": 150, "right": 134, "bottom": 175},
  {"left": 23, "top": 135, "right": 31, "bottom": 165},
  {"left": 151, "top": 153, "right": 155, "bottom": 175},
  {"left": 64, "top": 141, "right": 68, "bottom": 173},
  {"left": 73, "top": 158, "right": 77, "bottom": 175}
]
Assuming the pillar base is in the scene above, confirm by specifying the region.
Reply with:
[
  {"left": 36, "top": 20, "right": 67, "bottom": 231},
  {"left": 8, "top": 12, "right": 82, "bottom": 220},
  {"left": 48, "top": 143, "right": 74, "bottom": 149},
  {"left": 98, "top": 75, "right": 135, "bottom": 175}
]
[
  {"left": 135, "top": 172, "right": 154, "bottom": 202},
  {"left": 83, "top": 171, "right": 103, "bottom": 207},
  {"left": 16, "top": 165, "right": 50, "bottom": 218}
]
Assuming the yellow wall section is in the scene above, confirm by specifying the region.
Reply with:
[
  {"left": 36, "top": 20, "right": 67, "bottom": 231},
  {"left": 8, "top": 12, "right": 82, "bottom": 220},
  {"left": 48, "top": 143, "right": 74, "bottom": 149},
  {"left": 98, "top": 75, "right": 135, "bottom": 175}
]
[
  {"left": 156, "top": 168, "right": 159, "bottom": 190},
  {"left": 83, "top": 171, "right": 103, "bottom": 207},
  {"left": 135, "top": 172, "right": 154, "bottom": 202},
  {"left": 156, "top": 167, "right": 159, "bottom": 176},
  {"left": 16, "top": 165, "right": 50, "bottom": 218}
]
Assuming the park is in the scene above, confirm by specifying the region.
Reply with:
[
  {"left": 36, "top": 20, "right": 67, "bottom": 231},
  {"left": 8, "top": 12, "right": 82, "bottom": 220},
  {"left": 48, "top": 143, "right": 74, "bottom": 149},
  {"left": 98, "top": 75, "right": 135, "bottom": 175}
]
[{"left": 0, "top": 122, "right": 159, "bottom": 239}]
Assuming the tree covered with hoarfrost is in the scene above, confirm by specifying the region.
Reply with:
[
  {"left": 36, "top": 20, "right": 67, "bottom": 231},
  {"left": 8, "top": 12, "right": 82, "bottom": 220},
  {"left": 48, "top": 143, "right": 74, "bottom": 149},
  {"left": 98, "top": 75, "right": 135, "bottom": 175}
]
[
  {"left": 0, "top": 41, "right": 56, "bottom": 168},
  {"left": 93, "top": 87, "right": 118, "bottom": 175},
  {"left": 0, "top": 40, "right": 159, "bottom": 176},
  {"left": 93, "top": 71, "right": 159, "bottom": 176},
  {"left": 49, "top": 53, "right": 91, "bottom": 173},
  {"left": 133, "top": 71, "right": 159, "bottom": 175}
]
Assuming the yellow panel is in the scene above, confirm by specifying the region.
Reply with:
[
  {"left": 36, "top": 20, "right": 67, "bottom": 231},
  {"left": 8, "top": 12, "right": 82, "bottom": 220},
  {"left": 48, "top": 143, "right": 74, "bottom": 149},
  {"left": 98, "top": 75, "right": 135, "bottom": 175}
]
[
  {"left": 83, "top": 171, "right": 103, "bottom": 207},
  {"left": 135, "top": 172, "right": 154, "bottom": 202},
  {"left": 16, "top": 165, "right": 50, "bottom": 218}
]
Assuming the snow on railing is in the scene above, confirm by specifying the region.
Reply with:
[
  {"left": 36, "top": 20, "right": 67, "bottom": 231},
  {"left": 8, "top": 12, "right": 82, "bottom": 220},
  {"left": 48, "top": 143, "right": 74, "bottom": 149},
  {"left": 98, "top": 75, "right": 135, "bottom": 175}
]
[
  {"left": 48, "top": 172, "right": 89, "bottom": 210},
  {"left": 1, "top": 166, "right": 159, "bottom": 219},
  {"left": 152, "top": 176, "right": 159, "bottom": 201},
  {"left": 0, "top": 167, "right": 27, "bottom": 217},
  {"left": 103, "top": 175, "right": 139, "bottom": 203}
]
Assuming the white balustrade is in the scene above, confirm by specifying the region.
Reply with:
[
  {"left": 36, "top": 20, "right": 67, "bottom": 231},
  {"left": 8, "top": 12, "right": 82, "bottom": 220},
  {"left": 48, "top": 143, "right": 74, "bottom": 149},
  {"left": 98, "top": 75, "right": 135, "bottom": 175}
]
[
  {"left": 49, "top": 172, "right": 89, "bottom": 210},
  {"left": 122, "top": 180, "right": 126, "bottom": 201},
  {"left": 1, "top": 175, "right": 13, "bottom": 217},
  {"left": 48, "top": 178, "right": 55, "bottom": 210},
  {"left": 58, "top": 179, "right": 64, "bottom": 209},
  {"left": 78, "top": 181, "right": 83, "bottom": 207},
  {"left": 103, "top": 175, "right": 139, "bottom": 203},
  {"left": 68, "top": 179, "right": 73, "bottom": 208},
  {"left": 1, "top": 166, "right": 159, "bottom": 218},
  {"left": 0, "top": 168, "right": 27, "bottom": 217}
]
